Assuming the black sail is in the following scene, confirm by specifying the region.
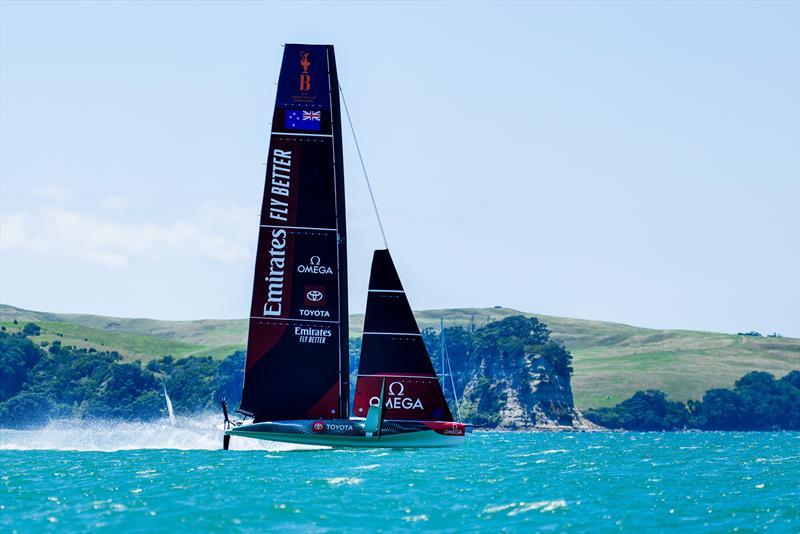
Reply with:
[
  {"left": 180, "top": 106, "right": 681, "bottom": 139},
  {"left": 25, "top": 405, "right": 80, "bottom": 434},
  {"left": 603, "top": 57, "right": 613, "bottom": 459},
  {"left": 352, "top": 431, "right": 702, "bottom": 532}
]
[
  {"left": 239, "top": 44, "right": 349, "bottom": 422},
  {"left": 353, "top": 250, "right": 453, "bottom": 422}
]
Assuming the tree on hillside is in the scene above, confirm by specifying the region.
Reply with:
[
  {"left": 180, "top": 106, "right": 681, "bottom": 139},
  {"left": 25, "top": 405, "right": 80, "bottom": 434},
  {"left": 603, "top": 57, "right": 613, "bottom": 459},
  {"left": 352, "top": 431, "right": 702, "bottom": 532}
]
[
  {"left": 694, "top": 371, "right": 800, "bottom": 430},
  {"left": 0, "top": 331, "right": 44, "bottom": 402},
  {"left": 21, "top": 323, "right": 41, "bottom": 336},
  {"left": 588, "top": 370, "right": 800, "bottom": 431},
  {"left": 585, "top": 390, "right": 690, "bottom": 430},
  {"left": 734, "top": 371, "right": 799, "bottom": 430},
  {"left": 694, "top": 388, "right": 746, "bottom": 430},
  {"left": 0, "top": 391, "right": 53, "bottom": 428},
  {"left": 215, "top": 351, "right": 245, "bottom": 406},
  {"left": 781, "top": 370, "right": 800, "bottom": 390},
  {"left": 473, "top": 316, "right": 554, "bottom": 369}
]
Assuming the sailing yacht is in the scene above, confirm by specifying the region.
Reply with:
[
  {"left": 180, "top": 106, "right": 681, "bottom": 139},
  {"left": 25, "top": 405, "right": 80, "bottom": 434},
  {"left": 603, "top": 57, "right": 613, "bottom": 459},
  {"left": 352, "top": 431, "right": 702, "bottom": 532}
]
[
  {"left": 222, "top": 44, "right": 464, "bottom": 448},
  {"left": 163, "top": 385, "right": 176, "bottom": 424}
]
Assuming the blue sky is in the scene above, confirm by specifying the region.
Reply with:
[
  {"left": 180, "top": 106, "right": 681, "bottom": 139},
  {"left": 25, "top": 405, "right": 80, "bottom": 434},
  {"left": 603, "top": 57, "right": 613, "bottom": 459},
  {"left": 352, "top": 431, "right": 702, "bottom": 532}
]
[{"left": 1, "top": 1, "right": 798, "bottom": 336}]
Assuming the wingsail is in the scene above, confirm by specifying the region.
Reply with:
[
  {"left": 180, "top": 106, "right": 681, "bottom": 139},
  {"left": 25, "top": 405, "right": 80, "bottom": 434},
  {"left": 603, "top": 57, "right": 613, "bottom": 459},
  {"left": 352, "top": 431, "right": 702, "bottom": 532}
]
[{"left": 239, "top": 44, "right": 349, "bottom": 422}]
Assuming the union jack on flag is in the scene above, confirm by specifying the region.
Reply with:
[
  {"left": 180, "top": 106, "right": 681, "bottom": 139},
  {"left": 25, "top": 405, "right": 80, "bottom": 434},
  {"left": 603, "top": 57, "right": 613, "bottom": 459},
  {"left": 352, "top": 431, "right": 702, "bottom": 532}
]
[{"left": 285, "top": 109, "right": 322, "bottom": 131}]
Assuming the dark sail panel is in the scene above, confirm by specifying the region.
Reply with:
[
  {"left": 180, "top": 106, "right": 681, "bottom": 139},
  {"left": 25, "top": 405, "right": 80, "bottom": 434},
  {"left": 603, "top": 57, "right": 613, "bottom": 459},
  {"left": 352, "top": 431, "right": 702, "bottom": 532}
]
[
  {"left": 353, "top": 250, "right": 453, "bottom": 422},
  {"left": 363, "top": 249, "right": 421, "bottom": 334},
  {"left": 366, "top": 249, "right": 403, "bottom": 290},
  {"left": 357, "top": 335, "right": 435, "bottom": 375},
  {"left": 240, "top": 44, "right": 349, "bottom": 421}
]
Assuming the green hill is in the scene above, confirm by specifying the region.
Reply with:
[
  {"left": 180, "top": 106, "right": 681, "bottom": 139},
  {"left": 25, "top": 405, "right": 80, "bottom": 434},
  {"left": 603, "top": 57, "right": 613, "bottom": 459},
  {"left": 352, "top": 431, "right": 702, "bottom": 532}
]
[{"left": 1, "top": 304, "right": 796, "bottom": 409}]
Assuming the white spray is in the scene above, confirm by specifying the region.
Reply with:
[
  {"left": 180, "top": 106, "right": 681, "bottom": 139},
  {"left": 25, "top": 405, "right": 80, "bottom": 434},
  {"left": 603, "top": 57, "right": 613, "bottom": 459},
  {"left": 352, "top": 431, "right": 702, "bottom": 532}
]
[{"left": 0, "top": 414, "right": 322, "bottom": 452}]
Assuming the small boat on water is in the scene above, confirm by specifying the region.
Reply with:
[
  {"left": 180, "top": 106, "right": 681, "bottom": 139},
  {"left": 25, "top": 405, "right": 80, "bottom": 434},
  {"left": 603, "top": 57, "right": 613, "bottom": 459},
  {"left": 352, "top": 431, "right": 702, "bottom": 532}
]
[
  {"left": 163, "top": 385, "right": 176, "bottom": 424},
  {"left": 222, "top": 44, "right": 464, "bottom": 449}
]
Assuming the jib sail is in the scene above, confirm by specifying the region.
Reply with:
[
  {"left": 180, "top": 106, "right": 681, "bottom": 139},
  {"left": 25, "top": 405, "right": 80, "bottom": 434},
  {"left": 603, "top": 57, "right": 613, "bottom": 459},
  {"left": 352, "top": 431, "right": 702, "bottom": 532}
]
[
  {"left": 239, "top": 44, "right": 349, "bottom": 422},
  {"left": 353, "top": 250, "right": 453, "bottom": 422}
]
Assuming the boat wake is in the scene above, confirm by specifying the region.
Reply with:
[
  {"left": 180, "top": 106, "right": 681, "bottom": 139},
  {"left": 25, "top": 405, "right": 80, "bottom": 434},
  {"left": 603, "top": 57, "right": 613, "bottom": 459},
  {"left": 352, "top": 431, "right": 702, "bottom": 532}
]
[{"left": 0, "top": 414, "right": 323, "bottom": 452}]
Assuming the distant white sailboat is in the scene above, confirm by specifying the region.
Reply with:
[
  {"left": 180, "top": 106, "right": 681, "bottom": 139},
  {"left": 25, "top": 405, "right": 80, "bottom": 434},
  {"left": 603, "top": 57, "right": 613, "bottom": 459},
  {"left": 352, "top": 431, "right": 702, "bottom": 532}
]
[{"left": 163, "top": 385, "right": 176, "bottom": 424}]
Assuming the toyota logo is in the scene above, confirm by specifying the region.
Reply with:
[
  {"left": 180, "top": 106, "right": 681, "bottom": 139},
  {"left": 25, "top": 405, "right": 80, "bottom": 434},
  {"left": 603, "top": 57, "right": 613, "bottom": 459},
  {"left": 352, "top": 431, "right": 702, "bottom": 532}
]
[{"left": 306, "top": 290, "right": 323, "bottom": 302}]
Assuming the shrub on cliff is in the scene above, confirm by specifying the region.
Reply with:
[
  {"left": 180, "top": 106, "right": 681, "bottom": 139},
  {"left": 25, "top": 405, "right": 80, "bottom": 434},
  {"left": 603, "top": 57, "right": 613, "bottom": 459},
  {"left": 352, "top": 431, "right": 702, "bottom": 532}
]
[
  {"left": 452, "top": 316, "right": 576, "bottom": 427},
  {"left": 471, "top": 316, "right": 572, "bottom": 376}
]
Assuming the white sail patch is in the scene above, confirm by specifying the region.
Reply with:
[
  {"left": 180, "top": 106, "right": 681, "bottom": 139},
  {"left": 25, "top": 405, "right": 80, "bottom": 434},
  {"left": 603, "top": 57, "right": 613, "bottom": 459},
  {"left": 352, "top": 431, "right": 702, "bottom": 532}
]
[
  {"left": 295, "top": 326, "right": 332, "bottom": 344},
  {"left": 263, "top": 228, "right": 287, "bottom": 316},
  {"left": 299, "top": 309, "right": 331, "bottom": 317},
  {"left": 297, "top": 255, "right": 333, "bottom": 275},
  {"left": 368, "top": 381, "right": 424, "bottom": 410},
  {"left": 269, "top": 149, "right": 292, "bottom": 222}
]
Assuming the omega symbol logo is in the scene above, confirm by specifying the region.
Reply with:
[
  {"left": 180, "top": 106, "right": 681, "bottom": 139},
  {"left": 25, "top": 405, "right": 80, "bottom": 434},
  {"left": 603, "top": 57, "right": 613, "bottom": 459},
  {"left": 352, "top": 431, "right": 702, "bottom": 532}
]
[
  {"left": 310, "top": 256, "right": 321, "bottom": 266},
  {"left": 388, "top": 381, "right": 404, "bottom": 396}
]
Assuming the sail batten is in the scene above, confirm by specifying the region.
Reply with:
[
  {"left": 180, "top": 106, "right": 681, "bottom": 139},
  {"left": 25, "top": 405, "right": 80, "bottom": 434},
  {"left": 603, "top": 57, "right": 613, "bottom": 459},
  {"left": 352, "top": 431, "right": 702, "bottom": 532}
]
[
  {"left": 362, "top": 332, "right": 423, "bottom": 336},
  {"left": 239, "top": 44, "right": 349, "bottom": 422}
]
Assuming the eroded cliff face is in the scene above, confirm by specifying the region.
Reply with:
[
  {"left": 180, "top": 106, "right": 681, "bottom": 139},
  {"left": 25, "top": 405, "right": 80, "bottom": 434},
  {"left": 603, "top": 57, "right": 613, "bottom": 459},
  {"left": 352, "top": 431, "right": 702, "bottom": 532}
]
[{"left": 460, "top": 352, "right": 601, "bottom": 431}]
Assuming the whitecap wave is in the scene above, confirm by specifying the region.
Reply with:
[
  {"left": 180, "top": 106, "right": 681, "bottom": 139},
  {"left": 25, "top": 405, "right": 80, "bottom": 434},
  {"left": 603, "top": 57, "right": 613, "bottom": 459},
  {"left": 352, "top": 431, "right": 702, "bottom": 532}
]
[
  {"left": 483, "top": 500, "right": 568, "bottom": 516},
  {"left": 325, "top": 477, "right": 364, "bottom": 486}
]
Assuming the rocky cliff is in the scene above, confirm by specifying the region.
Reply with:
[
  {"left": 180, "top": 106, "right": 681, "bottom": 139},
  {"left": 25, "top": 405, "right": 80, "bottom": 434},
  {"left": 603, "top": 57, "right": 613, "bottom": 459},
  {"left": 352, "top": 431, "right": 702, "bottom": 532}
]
[
  {"left": 425, "top": 316, "right": 601, "bottom": 431},
  {"left": 459, "top": 353, "right": 600, "bottom": 431}
]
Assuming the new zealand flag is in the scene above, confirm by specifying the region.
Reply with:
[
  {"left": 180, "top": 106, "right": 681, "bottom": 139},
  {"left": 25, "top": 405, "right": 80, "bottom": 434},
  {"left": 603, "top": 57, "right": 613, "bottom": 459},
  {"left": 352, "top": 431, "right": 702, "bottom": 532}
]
[{"left": 284, "top": 110, "right": 322, "bottom": 131}]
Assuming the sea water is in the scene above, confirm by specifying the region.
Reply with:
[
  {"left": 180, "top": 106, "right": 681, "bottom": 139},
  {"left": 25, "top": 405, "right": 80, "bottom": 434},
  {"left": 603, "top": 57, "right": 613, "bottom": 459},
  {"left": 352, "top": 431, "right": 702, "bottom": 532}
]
[{"left": 1, "top": 417, "right": 798, "bottom": 532}]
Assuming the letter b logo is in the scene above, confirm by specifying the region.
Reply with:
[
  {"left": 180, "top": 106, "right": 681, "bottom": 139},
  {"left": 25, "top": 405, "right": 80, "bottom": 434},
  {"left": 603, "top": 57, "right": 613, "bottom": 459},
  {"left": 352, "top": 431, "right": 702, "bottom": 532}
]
[{"left": 299, "top": 74, "right": 311, "bottom": 91}]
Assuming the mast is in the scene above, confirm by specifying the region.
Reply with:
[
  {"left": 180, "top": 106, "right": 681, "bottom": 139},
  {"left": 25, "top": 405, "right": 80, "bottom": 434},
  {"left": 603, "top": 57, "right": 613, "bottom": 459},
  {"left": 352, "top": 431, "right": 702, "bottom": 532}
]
[
  {"left": 440, "top": 317, "right": 462, "bottom": 422},
  {"left": 239, "top": 44, "right": 348, "bottom": 422},
  {"left": 327, "top": 46, "right": 350, "bottom": 418},
  {"left": 439, "top": 317, "right": 445, "bottom": 377}
]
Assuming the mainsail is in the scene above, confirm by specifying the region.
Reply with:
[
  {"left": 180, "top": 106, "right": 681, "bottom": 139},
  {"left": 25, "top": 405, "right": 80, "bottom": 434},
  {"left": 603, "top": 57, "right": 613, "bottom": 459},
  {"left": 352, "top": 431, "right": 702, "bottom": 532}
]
[
  {"left": 353, "top": 250, "right": 453, "bottom": 422},
  {"left": 239, "top": 44, "right": 349, "bottom": 422}
]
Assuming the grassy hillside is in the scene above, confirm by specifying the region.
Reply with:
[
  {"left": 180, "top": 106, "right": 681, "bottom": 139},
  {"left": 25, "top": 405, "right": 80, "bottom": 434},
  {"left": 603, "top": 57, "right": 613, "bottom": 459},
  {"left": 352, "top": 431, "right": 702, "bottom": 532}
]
[{"left": 2, "top": 304, "right": 797, "bottom": 409}]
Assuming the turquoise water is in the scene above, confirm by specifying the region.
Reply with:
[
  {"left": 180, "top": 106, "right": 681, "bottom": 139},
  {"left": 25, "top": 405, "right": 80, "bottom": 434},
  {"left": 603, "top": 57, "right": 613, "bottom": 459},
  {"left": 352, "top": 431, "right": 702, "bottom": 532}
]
[{"left": 1, "top": 423, "right": 798, "bottom": 532}]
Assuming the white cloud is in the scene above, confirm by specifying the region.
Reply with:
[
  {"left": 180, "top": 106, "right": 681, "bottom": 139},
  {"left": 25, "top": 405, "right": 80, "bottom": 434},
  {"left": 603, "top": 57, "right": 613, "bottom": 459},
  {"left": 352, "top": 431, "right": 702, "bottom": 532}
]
[
  {"left": 101, "top": 195, "right": 134, "bottom": 210},
  {"left": 0, "top": 201, "right": 255, "bottom": 268},
  {"left": 29, "top": 184, "right": 73, "bottom": 203}
]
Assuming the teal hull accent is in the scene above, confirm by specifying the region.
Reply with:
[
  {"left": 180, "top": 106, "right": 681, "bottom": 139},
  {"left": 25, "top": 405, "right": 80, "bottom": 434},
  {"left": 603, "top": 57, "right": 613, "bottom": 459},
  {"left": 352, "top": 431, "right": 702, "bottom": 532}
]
[{"left": 225, "top": 419, "right": 465, "bottom": 449}]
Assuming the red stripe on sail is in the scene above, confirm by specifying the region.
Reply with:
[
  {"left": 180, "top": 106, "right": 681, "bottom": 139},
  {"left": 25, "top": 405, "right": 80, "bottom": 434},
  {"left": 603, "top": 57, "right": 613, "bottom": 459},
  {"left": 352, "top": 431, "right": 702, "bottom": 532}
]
[
  {"left": 245, "top": 320, "right": 286, "bottom": 372},
  {"left": 301, "top": 382, "right": 340, "bottom": 420},
  {"left": 352, "top": 375, "right": 452, "bottom": 421}
]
